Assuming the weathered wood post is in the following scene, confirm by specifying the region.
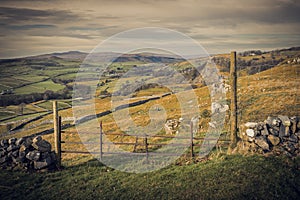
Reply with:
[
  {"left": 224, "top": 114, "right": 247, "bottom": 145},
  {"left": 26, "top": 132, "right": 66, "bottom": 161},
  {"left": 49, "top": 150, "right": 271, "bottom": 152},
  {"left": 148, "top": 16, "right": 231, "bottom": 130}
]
[
  {"left": 145, "top": 134, "right": 149, "bottom": 162},
  {"left": 99, "top": 121, "right": 103, "bottom": 161},
  {"left": 190, "top": 121, "right": 194, "bottom": 158},
  {"left": 53, "top": 101, "right": 61, "bottom": 167},
  {"left": 229, "top": 51, "right": 238, "bottom": 150}
]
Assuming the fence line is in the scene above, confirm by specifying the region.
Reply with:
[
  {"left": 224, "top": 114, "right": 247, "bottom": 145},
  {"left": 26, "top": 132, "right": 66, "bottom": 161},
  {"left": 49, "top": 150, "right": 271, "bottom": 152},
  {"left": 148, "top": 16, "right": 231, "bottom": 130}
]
[
  {"left": 52, "top": 50, "right": 238, "bottom": 163},
  {"left": 53, "top": 109, "right": 230, "bottom": 165}
]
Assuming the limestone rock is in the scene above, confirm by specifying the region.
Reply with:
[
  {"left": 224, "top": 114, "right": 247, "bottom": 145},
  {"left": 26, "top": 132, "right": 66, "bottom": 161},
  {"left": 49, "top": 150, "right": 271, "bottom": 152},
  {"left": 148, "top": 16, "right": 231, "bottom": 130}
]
[
  {"left": 8, "top": 138, "right": 17, "bottom": 145},
  {"left": 15, "top": 137, "right": 24, "bottom": 146},
  {"left": 0, "top": 136, "right": 57, "bottom": 171},
  {"left": 267, "top": 135, "right": 280, "bottom": 146},
  {"left": 32, "top": 140, "right": 51, "bottom": 153},
  {"left": 279, "top": 124, "right": 288, "bottom": 138},
  {"left": 0, "top": 149, "right": 6, "bottom": 157},
  {"left": 261, "top": 125, "right": 269, "bottom": 136},
  {"left": 268, "top": 117, "right": 281, "bottom": 127},
  {"left": 273, "top": 119, "right": 281, "bottom": 127},
  {"left": 246, "top": 129, "right": 255, "bottom": 137},
  {"left": 0, "top": 139, "right": 8, "bottom": 148},
  {"left": 7, "top": 144, "right": 18, "bottom": 152},
  {"left": 284, "top": 143, "right": 296, "bottom": 154},
  {"left": 256, "top": 122, "right": 264, "bottom": 131},
  {"left": 23, "top": 138, "right": 33, "bottom": 148},
  {"left": 33, "top": 136, "right": 42, "bottom": 143},
  {"left": 269, "top": 128, "right": 279, "bottom": 136},
  {"left": 290, "top": 116, "right": 297, "bottom": 132},
  {"left": 245, "top": 122, "right": 257, "bottom": 129},
  {"left": 278, "top": 115, "right": 291, "bottom": 127},
  {"left": 26, "top": 150, "right": 40, "bottom": 161},
  {"left": 11, "top": 150, "right": 19, "bottom": 157},
  {"left": 288, "top": 134, "right": 298, "bottom": 143},
  {"left": 254, "top": 136, "right": 270, "bottom": 151},
  {"left": 34, "top": 156, "right": 53, "bottom": 170}
]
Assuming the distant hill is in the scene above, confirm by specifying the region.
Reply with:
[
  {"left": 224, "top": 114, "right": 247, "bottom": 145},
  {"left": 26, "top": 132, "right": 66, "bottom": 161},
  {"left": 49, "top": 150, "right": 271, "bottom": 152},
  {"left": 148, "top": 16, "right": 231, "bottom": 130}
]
[{"left": 0, "top": 51, "right": 185, "bottom": 64}]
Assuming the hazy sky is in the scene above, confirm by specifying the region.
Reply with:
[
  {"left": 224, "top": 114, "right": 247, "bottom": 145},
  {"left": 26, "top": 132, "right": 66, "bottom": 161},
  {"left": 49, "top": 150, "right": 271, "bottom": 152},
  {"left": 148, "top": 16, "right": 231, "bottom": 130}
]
[{"left": 0, "top": 0, "right": 299, "bottom": 58}]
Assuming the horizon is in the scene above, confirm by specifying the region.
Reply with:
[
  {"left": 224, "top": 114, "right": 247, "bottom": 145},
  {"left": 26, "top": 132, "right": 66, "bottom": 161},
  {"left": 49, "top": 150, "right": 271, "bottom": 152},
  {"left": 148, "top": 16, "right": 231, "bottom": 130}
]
[
  {"left": 0, "top": 0, "right": 300, "bottom": 58},
  {"left": 1, "top": 45, "right": 300, "bottom": 60}
]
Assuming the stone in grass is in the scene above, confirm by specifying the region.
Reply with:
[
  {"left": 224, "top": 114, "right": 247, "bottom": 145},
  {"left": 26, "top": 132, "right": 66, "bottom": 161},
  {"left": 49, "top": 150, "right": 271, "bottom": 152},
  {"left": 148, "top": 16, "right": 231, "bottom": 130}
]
[
  {"left": 261, "top": 125, "right": 269, "bottom": 136},
  {"left": 15, "top": 137, "right": 24, "bottom": 146},
  {"left": 278, "top": 115, "right": 291, "bottom": 127},
  {"left": 33, "top": 136, "right": 42, "bottom": 144},
  {"left": 23, "top": 138, "right": 33, "bottom": 148},
  {"left": 0, "top": 148, "right": 6, "bottom": 157},
  {"left": 267, "top": 135, "right": 281, "bottom": 146},
  {"left": 11, "top": 150, "right": 19, "bottom": 157},
  {"left": 246, "top": 129, "right": 256, "bottom": 137},
  {"left": 26, "top": 150, "right": 40, "bottom": 161},
  {"left": 266, "top": 116, "right": 281, "bottom": 127},
  {"left": 284, "top": 143, "right": 296, "bottom": 154},
  {"left": 290, "top": 116, "right": 299, "bottom": 134},
  {"left": 269, "top": 128, "right": 279, "bottom": 136},
  {"left": 34, "top": 156, "right": 53, "bottom": 170},
  {"left": 19, "top": 151, "right": 27, "bottom": 162},
  {"left": 256, "top": 122, "right": 264, "bottom": 131},
  {"left": 245, "top": 122, "right": 257, "bottom": 129},
  {"left": 279, "top": 124, "right": 289, "bottom": 138},
  {"left": 288, "top": 134, "right": 298, "bottom": 143},
  {"left": 273, "top": 119, "right": 281, "bottom": 127},
  {"left": 254, "top": 136, "right": 270, "bottom": 151},
  {"left": 32, "top": 140, "right": 51, "bottom": 153},
  {"left": 0, "top": 139, "right": 8, "bottom": 148},
  {"left": 8, "top": 138, "right": 17, "bottom": 145},
  {"left": 7, "top": 144, "right": 19, "bottom": 152}
]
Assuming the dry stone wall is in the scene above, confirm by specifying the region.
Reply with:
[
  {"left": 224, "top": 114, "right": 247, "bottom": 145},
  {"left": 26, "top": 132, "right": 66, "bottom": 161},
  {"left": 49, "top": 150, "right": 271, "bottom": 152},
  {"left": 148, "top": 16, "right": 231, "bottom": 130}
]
[
  {"left": 0, "top": 136, "right": 57, "bottom": 171},
  {"left": 238, "top": 115, "right": 300, "bottom": 157}
]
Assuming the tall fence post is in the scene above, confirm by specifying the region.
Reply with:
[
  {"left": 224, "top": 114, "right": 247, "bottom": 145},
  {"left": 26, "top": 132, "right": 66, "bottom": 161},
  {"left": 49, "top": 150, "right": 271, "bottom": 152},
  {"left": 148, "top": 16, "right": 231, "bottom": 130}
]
[
  {"left": 190, "top": 121, "right": 194, "bottom": 158},
  {"left": 145, "top": 134, "right": 149, "bottom": 162},
  {"left": 229, "top": 51, "right": 238, "bottom": 150},
  {"left": 99, "top": 121, "right": 103, "bottom": 161},
  {"left": 53, "top": 101, "right": 61, "bottom": 167}
]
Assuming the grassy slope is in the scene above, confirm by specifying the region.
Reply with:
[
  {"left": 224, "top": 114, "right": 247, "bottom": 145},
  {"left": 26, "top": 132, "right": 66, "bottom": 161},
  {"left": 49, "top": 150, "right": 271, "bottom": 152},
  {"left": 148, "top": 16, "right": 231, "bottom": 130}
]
[
  {"left": 237, "top": 64, "right": 299, "bottom": 123},
  {"left": 0, "top": 50, "right": 299, "bottom": 199},
  {"left": 0, "top": 155, "right": 299, "bottom": 200}
]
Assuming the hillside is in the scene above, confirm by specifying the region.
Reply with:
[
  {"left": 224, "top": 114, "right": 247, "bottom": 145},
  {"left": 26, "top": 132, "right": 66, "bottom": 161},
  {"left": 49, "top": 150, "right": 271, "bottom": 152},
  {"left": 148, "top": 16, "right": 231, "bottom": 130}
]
[
  {"left": 0, "top": 47, "right": 299, "bottom": 199},
  {"left": 0, "top": 47, "right": 299, "bottom": 145}
]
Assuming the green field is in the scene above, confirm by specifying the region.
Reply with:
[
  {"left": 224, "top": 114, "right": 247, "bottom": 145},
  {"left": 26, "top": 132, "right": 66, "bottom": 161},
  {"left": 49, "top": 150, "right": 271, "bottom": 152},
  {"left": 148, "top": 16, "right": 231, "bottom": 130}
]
[
  {"left": 14, "top": 80, "right": 65, "bottom": 94},
  {"left": 0, "top": 112, "right": 48, "bottom": 123},
  {"left": 0, "top": 111, "right": 15, "bottom": 121},
  {"left": 36, "top": 100, "right": 71, "bottom": 110},
  {"left": 16, "top": 74, "right": 49, "bottom": 82}
]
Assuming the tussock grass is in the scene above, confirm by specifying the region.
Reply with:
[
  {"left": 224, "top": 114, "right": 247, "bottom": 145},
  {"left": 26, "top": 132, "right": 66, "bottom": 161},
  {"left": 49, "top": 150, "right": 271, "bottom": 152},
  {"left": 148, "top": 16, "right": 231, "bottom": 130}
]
[{"left": 0, "top": 155, "right": 299, "bottom": 200}]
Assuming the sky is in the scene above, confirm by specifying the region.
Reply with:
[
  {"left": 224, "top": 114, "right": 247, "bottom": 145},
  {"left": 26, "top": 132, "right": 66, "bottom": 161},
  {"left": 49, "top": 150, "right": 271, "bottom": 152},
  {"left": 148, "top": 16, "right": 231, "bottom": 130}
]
[{"left": 0, "top": 0, "right": 299, "bottom": 58}]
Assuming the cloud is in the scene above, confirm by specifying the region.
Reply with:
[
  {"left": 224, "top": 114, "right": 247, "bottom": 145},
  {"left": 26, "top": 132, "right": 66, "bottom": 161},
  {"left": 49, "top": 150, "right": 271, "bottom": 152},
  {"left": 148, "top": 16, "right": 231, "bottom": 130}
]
[
  {"left": 0, "top": 6, "right": 80, "bottom": 24},
  {"left": 0, "top": 0, "right": 299, "bottom": 58},
  {"left": 8, "top": 24, "right": 57, "bottom": 30}
]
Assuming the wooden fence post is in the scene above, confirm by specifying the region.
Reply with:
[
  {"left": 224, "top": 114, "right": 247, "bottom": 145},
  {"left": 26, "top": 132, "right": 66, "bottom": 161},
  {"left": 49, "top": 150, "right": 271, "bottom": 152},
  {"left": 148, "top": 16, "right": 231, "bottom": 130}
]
[
  {"left": 229, "top": 51, "right": 238, "bottom": 150},
  {"left": 53, "top": 101, "right": 61, "bottom": 167},
  {"left": 190, "top": 121, "right": 194, "bottom": 158},
  {"left": 99, "top": 121, "right": 103, "bottom": 161},
  {"left": 145, "top": 135, "right": 149, "bottom": 162}
]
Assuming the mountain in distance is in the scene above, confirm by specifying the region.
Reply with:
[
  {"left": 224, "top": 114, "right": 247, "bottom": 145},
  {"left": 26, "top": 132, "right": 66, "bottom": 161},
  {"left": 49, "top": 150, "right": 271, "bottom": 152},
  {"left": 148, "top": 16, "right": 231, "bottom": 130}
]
[{"left": 0, "top": 50, "right": 186, "bottom": 64}]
